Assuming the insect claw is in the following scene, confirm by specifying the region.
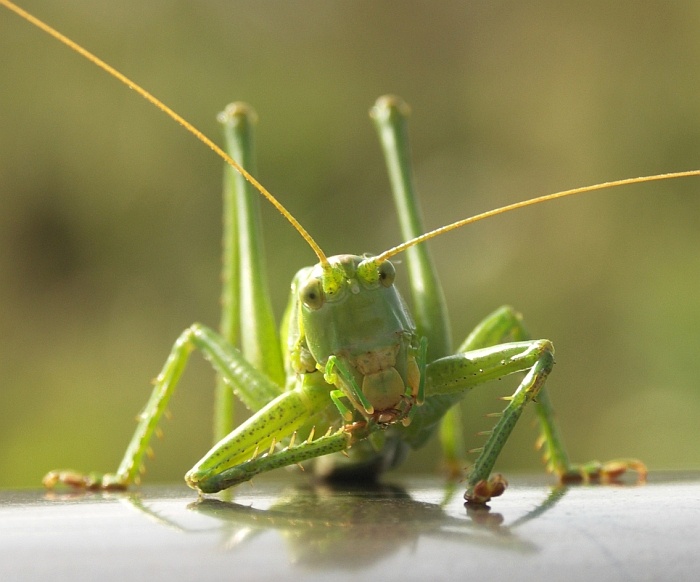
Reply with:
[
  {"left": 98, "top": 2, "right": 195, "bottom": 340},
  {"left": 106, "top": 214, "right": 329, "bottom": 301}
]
[
  {"left": 599, "top": 459, "right": 648, "bottom": 483},
  {"left": 465, "top": 474, "right": 508, "bottom": 505}
]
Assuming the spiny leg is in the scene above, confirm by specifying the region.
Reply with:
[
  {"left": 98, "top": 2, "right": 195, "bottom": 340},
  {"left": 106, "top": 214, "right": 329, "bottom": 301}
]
[
  {"left": 43, "top": 324, "right": 283, "bottom": 490},
  {"left": 185, "top": 369, "right": 387, "bottom": 494},
  {"left": 215, "top": 105, "right": 285, "bottom": 442},
  {"left": 431, "top": 338, "right": 557, "bottom": 503},
  {"left": 453, "top": 305, "right": 646, "bottom": 502},
  {"left": 194, "top": 430, "right": 351, "bottom": 493},
  {"left": 431, "top": 306, "right": 538, "bottom": 476},
  {"left": 534, "top": 385, "right": 647, "bottom": 484},
  {"left": 464, "top": 344, "right": 554, "bottom": 503}
]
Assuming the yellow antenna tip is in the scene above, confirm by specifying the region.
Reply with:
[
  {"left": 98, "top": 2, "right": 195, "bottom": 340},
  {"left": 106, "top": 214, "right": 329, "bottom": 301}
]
[{"left": 377, "top": 170, "right": 700, "bottom": 262}]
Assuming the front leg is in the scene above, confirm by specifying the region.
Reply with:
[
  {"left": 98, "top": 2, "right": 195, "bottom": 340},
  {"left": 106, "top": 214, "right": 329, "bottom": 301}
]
[
  {"left": 185, "top": 372, "right": 383, "bottom": 493},
  {"left": 450, "top": 306, "right": 646, "bottom": 503},
  {"left": 424, "top": 339, "right": 555, "bottom": 503},
  {"left": 470, "top": 307, "right": 645, "bottom": 483}
]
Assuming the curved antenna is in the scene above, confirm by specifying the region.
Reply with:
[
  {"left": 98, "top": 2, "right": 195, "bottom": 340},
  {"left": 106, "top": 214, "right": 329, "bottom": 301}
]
[
  {"left": 1, "top": 0, "right": 328, "bottom": 265},
  {"left": 376, "top": 170, "right": 700, "bottom": 263}
]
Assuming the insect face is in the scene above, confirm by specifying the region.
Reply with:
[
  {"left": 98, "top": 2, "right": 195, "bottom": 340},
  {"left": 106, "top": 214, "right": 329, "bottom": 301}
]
[{"left": 292, "top": 254, "right": 422, "bottom": 423}]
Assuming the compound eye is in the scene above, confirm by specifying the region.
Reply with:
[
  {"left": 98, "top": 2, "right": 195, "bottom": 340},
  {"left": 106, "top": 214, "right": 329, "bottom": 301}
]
[
  {"left": 300, "top": 277, "right": 324, "bottom": 310},
  {"left": 378, "top": 261, "right": 396, "bottom": 287}
]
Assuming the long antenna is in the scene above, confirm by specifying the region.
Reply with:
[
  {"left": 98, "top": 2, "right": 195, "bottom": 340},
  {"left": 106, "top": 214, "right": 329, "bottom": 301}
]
[
  {"left": 6, "top": 0, "right": 699, "bottom": 268},
  {"left": 1, "top": 0, "right": 328, "bottom": 265},
  {"left": 376, "top": 170, "right": 700, "bottom": 263}
]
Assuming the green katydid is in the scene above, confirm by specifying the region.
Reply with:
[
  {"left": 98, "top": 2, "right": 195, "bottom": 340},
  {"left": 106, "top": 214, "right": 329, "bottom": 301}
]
[{"left": 7, "top": 0, "right": 692, "bottom": 504}]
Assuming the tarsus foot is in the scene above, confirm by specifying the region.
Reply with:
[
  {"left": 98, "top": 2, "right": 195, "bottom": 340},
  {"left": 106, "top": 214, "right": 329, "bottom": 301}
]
[
  {"left": 43, "top": 470, "right": 128, "bottom": 491},
  {"left": 558, "top": 458, "right": 648, "bottom": 484},
  {"left": 464, "top": 473, "right": 508, "bottom": 505}
]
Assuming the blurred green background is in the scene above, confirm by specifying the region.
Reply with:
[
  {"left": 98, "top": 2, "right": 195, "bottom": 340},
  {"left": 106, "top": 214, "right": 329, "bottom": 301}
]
[{"left": 1, "top": 1, "right": 699, "bottom": 490}]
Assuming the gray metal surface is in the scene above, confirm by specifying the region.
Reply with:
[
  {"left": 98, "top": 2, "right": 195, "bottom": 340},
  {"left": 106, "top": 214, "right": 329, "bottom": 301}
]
[{"left": 1, "top": 472, "right": 697, "bottom": 581}]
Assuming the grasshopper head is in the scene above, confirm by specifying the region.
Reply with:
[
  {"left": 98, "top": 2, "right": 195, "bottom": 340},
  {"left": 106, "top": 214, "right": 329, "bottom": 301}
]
[{"left": 290, "top": 255, "right": 421, "bottom": 423}]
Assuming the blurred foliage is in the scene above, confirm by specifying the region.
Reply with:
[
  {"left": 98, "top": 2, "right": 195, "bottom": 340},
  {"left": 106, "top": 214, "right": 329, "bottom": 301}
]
[{"left": 0, "top": 0, "right": 699, "bottom": 489}]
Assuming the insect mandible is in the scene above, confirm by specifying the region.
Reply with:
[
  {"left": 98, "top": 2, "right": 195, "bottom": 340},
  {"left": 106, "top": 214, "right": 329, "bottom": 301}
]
[{"left": 5, "top": 1, "right": 694, "bottom": 504}]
